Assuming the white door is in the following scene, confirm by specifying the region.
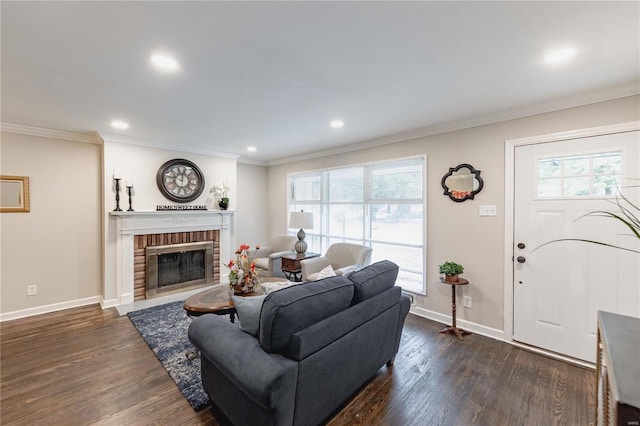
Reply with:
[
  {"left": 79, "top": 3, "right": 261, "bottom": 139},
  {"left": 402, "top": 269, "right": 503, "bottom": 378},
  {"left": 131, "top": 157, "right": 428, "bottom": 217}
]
[{"left": 513, "top": 130, "right": 640, "bottom": 363}]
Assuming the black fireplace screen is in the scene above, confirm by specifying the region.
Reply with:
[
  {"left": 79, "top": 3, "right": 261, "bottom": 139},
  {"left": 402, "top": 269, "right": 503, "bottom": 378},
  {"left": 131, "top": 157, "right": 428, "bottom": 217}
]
[
  {"left": 146, "top": 241, "right": 215, "bottom": 297},
  {"left": 157, "top": 250, "right": 206, "bottom": 287}
]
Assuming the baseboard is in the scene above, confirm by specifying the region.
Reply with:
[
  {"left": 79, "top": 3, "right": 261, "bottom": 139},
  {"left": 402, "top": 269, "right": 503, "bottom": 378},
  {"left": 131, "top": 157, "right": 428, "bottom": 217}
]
[
  {"left": 409, "top": 306, "right": 506, "bottom": 341},
  {"left": 0, "top": 296, "right": 102, "bottom": 322},
  {"left": 100, "top": 297, "right": 120, "bottom": 309}
]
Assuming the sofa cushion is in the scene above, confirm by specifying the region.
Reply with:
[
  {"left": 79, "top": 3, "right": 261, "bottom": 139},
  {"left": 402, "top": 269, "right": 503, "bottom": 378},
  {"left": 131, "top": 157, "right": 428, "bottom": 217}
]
[
  {"left": 259, "top": 276, "right": 354, "bottom": 354},
  {"left": 348, "top": 260, "right": 399, "bottom": 304},
  {"left": 231, "top": 294, "right": 266, "bottom": 336}
]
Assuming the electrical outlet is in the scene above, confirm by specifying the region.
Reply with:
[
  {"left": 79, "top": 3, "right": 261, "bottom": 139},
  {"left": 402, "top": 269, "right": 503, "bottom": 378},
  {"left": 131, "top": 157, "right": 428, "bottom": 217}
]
[
  {"left": 479, "top": 205, "right": 497, "bottom": 216},
  {"left": 463, "top": 296, "right": 472, "bottom": 308},
  {"left": 27, "top": 284, "right": 37, "bottom": 296}
]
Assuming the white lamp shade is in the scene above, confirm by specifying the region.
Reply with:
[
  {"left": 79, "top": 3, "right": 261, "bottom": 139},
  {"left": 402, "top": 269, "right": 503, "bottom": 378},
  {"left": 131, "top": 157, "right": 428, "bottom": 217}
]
[{"left": 289, "top": 211, "right": 313, "bottom": 229}]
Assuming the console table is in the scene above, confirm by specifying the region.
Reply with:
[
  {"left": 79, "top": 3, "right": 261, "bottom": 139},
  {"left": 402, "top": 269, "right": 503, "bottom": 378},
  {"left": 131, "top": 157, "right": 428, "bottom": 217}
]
[
  {"left": 439, "top": 277, "right": 471, "bottom": 341},
  {"left": 596, "top": 311, "right": 640, "bottom": 425}
]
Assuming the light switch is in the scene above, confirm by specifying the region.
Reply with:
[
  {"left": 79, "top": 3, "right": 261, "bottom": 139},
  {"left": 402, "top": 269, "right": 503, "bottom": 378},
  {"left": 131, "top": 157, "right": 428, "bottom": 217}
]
[{"left": 479, "top": 205, "right": 497, "bottom": 216}]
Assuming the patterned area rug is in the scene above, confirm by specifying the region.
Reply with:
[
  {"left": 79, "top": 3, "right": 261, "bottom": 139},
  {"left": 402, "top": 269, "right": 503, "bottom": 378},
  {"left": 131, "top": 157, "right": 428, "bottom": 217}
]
[{"left": 127, "top": 301, "right": 210, "bottom": 410}]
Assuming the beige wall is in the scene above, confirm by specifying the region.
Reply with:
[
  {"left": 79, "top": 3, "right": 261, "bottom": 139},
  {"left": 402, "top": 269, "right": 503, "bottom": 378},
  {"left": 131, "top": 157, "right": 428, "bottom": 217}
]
[
  {"left": 267, "top": 95, "right": 640, "bottom": 332},
  {"left": 1, "top": 95, "right": 637, "bottom": 320},
  {"left": 0, "top": 132, "right": 102, "bottom": 314},
  {"left": 236, "top": 163, "right": 269, "bottom": 248}
]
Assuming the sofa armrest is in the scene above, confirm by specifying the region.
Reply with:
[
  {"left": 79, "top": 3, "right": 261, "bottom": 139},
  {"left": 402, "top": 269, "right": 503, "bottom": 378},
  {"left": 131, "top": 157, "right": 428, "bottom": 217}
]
[
  {"left": 188, "top": 314, "right": 298, "bottom": 410},
  {"left": 300, "top": 256, "right": 332, "bottom": 281}
]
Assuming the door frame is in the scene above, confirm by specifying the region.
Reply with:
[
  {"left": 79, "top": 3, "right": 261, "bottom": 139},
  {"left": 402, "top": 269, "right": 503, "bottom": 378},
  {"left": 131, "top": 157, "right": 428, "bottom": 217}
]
[{"left": 503, "top": 121, "right": 640, "bottom": 345}]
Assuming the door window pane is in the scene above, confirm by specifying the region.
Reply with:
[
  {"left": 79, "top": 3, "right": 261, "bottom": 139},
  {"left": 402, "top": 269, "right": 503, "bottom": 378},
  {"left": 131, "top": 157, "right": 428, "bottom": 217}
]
[{"left": 537, "top": 151, "right": 622, "bottom": 198}]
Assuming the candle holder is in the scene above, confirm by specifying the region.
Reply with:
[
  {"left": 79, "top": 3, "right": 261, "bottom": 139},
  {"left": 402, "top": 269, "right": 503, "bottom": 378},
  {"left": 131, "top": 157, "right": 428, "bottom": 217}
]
[
  {"left": 126, "top": 185, "right": 134, "bottom": 211},
  {"left": 113, "top": 178, "right": 123, "bottom": 211}
]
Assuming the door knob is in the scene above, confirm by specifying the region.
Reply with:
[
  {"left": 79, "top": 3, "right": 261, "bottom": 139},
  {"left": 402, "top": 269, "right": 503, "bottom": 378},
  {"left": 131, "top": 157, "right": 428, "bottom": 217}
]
[
  {"left": 517, "top": 243, "right": 525, "bottom": 249},
  {"left": 516, "top": 256, "right": 526, "bottom": 263}
]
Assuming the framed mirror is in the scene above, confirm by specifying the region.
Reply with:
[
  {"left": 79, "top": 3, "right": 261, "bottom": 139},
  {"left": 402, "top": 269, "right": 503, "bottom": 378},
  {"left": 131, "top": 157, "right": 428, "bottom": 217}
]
[
  {"left": 1, "top": 176, "right": 30, "bottom": 212},
  {"left": 441, "top": 164, "right": 483, "bottom": 202}
]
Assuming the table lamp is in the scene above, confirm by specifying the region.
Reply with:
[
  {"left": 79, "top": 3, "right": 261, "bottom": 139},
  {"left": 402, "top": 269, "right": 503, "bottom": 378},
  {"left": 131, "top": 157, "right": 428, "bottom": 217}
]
[{"left": 289, "top": 210, "right": 314, "bottom": 256}]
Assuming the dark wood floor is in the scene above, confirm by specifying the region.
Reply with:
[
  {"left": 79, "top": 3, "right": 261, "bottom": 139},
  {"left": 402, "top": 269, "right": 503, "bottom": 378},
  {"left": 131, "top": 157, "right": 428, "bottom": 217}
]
[{"left": 1, "top": 304, "right": 595, "bottom": 425}]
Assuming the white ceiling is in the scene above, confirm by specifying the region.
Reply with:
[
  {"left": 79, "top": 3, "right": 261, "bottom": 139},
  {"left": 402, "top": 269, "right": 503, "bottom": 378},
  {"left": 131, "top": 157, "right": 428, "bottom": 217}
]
[{"left": 1, "top": 1, "right": 639, "bottom": 165}]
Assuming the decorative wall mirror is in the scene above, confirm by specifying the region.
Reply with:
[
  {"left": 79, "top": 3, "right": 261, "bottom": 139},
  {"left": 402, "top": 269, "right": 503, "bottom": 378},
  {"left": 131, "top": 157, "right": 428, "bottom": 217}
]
[
  {"left": 441, "top": 164, "right": 483, "bottom": 202},
  {"left": 1, "top": 175, "right": 30, "bottom": 212}
]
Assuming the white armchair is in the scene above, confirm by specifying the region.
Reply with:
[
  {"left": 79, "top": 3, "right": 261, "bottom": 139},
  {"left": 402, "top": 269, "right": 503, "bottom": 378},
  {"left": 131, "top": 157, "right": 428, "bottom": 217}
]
[
  {"left": 300, "top": 243, "right": 372, "bottom": 282},
  {"left": 252, "top": 235, "right": 297, "bottom": 278}
]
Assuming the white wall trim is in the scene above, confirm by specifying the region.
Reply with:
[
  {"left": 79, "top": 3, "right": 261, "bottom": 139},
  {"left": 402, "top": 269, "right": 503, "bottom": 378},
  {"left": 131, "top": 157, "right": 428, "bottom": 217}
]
[
  {"left": 502, "top": 120, "right": 640, "bottom": 345},
  {"left": 0, "top": 122, "right": 102, "bottom": 144},
  {"left": 99, "top": 132, "right": 241, "bottom": 160},
  {"left": 0, "top": 296, "right": 102, "bottom": 322},
  {"left": 410, "top": 306, "right": 506, "bottom": 341}
]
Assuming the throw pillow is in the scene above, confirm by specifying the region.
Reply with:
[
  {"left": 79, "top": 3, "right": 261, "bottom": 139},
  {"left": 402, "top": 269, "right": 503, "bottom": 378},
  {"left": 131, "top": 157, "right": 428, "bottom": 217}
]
[
  {"left": 337, "top": 264, "right": 361, "bottom": 278},
  {"left": 261, "top": 280, "right": 296, "bottom": 294},
  {"left": 231, "top": 294, "right": 266, "bottom": 336},
  {"left": 317, "top": 265, "right": 337, "bottom": 279}
]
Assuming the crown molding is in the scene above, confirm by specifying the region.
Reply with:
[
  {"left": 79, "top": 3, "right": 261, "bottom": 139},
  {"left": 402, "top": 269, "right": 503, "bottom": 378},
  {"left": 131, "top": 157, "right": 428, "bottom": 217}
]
[
  {"left": 267, "top": 81, "right": 640, "bottom": 166},
  {"left": 0, "top": 123, "right": 102, "bottom": 144},
  {"left": 97, "top": 132, "right": 241, "bottom": 160}
]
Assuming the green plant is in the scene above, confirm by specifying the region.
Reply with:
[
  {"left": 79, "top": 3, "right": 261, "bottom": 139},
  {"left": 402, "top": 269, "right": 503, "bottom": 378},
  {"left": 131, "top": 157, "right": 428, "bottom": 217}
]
[{"left": 439, "top": 261, "right": 464, "bottom": 276}]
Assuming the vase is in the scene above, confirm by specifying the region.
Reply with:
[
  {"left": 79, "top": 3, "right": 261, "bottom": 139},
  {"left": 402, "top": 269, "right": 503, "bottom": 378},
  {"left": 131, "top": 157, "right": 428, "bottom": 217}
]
[
  {"left": 445, "top": 274, "right": 459, "bottom": 283},
  {"left": 232, "top": 281, "right": 256, "bottom": 295},
  {"left": 219, "top": 201, "right": 228, "bottom": 210}
]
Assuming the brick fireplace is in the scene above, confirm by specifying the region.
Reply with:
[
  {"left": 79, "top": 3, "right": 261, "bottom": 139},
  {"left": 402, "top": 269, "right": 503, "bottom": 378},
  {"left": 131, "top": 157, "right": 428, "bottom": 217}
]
[{"left": 108, "top": 211, "right": 233, "bottom": 307}]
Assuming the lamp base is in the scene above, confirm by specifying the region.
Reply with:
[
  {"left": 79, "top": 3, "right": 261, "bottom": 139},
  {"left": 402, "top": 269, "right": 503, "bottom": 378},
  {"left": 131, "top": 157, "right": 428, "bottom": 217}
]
[{"left": 295, "top": 228, "right": 307, "bottom": 256}]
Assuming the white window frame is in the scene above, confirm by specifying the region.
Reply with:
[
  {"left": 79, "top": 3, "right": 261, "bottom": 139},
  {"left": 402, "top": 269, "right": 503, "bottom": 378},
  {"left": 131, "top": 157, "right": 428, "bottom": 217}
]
[{"left": 288, "top": 155, "right": 427, "bottom": 294}]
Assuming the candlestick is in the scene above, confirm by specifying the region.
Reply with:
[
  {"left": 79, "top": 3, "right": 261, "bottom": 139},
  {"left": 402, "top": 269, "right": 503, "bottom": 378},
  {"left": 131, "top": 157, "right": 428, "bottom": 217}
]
[
  {"left": 127, "top": 185, "right": 134, "bottom": 212},
  {"left": 113, "top": 178, "right": 123, "bottom": 211}
]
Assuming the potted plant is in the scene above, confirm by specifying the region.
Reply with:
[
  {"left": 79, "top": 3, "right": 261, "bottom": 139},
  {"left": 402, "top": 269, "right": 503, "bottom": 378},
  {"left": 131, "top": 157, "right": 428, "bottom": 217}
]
[
  {"left": 210, "top": 182, "right": 230, "bottom": 210},
  {"left": 439, "top": 261, "right": 464, "bottom": 283},
  {"left": 226, "top": 244, "right": 261, "bottom": 294}
]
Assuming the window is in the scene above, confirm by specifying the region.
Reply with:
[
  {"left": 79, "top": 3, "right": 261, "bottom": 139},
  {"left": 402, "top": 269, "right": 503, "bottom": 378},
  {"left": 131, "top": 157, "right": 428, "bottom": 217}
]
[
  {"left": 289, "top": 157, "right": 426, "bottom": 293},
  {"left": 537, "top": 151, "right": 622, "bottom": 198}
]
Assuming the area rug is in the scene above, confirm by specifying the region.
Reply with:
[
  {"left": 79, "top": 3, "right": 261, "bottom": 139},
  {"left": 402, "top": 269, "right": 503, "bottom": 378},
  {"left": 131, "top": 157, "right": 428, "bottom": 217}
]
[{"left": 127, "top": 301, "right": 210, "bottom": 410}]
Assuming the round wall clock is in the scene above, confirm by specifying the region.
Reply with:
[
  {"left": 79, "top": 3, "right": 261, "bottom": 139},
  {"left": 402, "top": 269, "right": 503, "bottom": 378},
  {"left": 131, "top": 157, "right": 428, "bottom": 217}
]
[{"left": 156, "top": 158, "right": 205, "bottom": 203}]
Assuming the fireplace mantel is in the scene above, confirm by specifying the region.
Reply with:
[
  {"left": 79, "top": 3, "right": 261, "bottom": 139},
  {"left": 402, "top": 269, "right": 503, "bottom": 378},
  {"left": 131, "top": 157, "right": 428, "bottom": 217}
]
[{"left": 108, "top": 210, "right": 234, "bottom": 306}]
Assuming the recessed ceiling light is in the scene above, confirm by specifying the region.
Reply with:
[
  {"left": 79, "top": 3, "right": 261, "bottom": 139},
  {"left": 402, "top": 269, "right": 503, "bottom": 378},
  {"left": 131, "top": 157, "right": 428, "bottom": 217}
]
[
  {"left": 543, "top": 47, "right": 578, "bottom": 65},
  {"left": 110, "top": 120, "right": 130, "bottom": 130},
  {"left": 247, "top": 146, "right": 257, "bottom": 152},
  {"left": 150, "top": 53, "right": 179, "bottom": 72},
  {"left": 330, "top": 120, "right": 344, "bottom": 129}
]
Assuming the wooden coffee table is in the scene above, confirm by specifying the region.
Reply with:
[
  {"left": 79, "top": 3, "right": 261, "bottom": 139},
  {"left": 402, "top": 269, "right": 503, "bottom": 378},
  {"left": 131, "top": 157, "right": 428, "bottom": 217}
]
[{"left": 183, "top": 278, "right": 287, "bottom": 322}]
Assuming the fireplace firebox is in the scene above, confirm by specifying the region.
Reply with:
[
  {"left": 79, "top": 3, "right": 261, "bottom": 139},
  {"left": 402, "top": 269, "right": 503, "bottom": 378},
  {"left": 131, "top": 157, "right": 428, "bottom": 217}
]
[{"left": 146, "top": 241, "right": 214, "bottom": 297}]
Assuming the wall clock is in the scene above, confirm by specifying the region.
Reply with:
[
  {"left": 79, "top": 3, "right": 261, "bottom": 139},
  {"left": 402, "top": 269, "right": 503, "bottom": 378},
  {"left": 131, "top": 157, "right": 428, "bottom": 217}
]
[{"left": 156, "top": 158, "right": 205, "bottom": 203}]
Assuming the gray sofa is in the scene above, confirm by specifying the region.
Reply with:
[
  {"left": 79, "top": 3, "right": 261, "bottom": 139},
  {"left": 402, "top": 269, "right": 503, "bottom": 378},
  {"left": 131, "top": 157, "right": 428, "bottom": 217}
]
[{"left": 188, "top": 260, "right": 411, "bottom": 426}]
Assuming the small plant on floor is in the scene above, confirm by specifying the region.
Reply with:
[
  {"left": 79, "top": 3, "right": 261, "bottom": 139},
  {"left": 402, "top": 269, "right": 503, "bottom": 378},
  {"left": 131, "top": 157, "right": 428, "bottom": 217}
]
[{"left": 439, "top": 261, "right": 464, "bottom": 283}]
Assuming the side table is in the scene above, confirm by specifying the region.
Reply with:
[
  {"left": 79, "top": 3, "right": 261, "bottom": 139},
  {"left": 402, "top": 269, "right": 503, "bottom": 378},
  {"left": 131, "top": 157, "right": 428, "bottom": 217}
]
[
  {"left": 281, "top": 252, "right": 320, "bottom": 281},
  {"left": 439, "top": 277, "right": 471, "bottom": 341}
]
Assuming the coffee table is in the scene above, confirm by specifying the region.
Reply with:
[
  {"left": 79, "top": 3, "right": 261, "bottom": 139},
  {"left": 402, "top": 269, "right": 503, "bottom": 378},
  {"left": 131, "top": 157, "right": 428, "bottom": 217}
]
[{"left": 183, "top": 278, "right": 287, "bottom": 322}]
